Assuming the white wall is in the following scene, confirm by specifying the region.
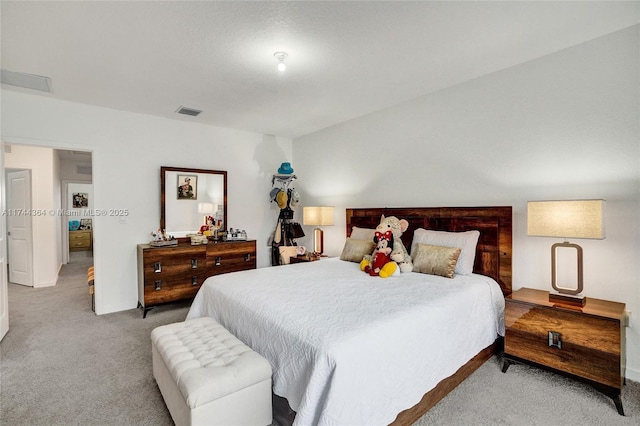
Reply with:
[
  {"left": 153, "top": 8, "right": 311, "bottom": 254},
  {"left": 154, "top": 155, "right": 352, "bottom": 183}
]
[
  {"left": 293, "top": 26, "right": 640, "bottom": 380},
  {"left": 1, "top": 92, "right": 293, "bottom": 314},
  {"left": 4, "top": 145, "right": 62, "bottom": 287}
]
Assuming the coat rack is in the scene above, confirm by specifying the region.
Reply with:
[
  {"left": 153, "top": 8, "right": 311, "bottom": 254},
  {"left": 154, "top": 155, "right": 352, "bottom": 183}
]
[{"left": 270, "top": 174, "right": 304, "bottom": 265}]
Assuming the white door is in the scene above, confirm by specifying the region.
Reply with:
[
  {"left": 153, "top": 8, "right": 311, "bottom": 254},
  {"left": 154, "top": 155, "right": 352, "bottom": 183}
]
[
  {"left": 0, "top": 142, "right": 9, "bottom": 340},
  {"left": 7, "top": 170, "right": 33, "bottom": 286}
]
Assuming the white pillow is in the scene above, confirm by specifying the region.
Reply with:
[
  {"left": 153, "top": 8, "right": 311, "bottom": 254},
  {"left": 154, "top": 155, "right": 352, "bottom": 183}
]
[
  {"left": 350, "top": 226, "right": 376, "bottom": 241},
  {"left": 411, "top": 229, "right": 480, "bottom": 275}
]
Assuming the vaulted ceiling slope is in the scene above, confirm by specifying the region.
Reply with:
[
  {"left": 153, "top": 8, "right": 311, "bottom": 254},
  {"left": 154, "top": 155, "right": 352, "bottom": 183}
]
[{"left": 2, "top": 1, "right": 639, "bottom": 139}]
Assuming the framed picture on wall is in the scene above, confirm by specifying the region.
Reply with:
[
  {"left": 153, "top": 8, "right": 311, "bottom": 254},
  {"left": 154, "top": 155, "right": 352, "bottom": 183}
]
[
  {"left": 177, "top": 175, "right": 197, "bottom": 200},
  {"left": 73, "top": 192, "right": 89, "bottom": 208}
]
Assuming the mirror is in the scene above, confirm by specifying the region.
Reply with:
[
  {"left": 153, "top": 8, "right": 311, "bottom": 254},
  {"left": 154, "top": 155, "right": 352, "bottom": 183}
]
[{"left": 160, "top": 166, "right": 227, "bottom": 238}]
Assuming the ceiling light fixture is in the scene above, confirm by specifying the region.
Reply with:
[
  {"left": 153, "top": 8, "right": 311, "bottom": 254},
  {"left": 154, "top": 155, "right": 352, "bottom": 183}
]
[{"left": 274, "top": 52, "right": 288, "bottom": 72}]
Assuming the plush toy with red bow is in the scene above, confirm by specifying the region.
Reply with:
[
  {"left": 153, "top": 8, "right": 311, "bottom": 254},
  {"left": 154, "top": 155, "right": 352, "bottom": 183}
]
[{"left": 360, "top": 230, "right": 398, "bottom": 278}]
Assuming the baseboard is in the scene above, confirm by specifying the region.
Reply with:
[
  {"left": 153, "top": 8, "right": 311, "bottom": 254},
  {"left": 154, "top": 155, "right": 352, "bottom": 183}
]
[{"left": 626, "top": 366, "right": 640, "bottom": 382}]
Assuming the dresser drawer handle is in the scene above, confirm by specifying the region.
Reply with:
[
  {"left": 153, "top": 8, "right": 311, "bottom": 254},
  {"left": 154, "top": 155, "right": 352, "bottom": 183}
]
[
  {"left": 154, "top": 280, "right": 162, "bottom": 291},
  {"left": 548, "top": 331, "right": 562, "bottom": 349},
  {"left": 215, "top": 256, "right": 222, "bottom": 266},
  {"left": 191, "top": 259, "right": 198, "bottom": 269},
  {"left": 191, "top": 276, "right": 198, "bottom": 286},
  {"left": 245, "top": 253, "right": 251, "bottom": 262},
  {"left": 154, "top": 262, "right": 162, "bottom": 273}
]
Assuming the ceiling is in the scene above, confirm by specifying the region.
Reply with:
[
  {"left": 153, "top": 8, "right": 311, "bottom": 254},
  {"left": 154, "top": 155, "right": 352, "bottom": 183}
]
[{"left": 2, "top": 1, "right": 639, "bottom": 139}]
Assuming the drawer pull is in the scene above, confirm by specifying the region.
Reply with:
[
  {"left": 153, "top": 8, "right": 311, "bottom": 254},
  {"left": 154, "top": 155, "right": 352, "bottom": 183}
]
[
  {"left": 215, "top": 256, "right": 222, "bottom": 266},
  {"left": 548, "top": 331, "right": 562, "bottom": 349},
  {"left": 154, "top": 280, "right": 162, "bottom": 291},
  {"left": 191, "top": 276, "right": 198, "bottom": 286},
  {"left": 154, "top": 262, "right": 162, "bottom": 273},
  {"left": 191, "top": 259, "right": 198, "bottom": 269},
  {"left": 245, "top": 253, "right": 251, "bottom": 262}
]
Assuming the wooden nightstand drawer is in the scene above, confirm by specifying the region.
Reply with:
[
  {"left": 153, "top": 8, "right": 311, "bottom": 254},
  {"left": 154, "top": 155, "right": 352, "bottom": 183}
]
[
  {"left": 503, "top": 287, "right": 626, "bottom": 415},
  {"left": 505, "top": 303, "right": 621, "bottom": 388}
]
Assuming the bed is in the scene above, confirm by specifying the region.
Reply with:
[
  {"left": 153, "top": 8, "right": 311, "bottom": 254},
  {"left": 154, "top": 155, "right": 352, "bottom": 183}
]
[{"left": 187, "top": 206, "right": 512, "bottom": 425}]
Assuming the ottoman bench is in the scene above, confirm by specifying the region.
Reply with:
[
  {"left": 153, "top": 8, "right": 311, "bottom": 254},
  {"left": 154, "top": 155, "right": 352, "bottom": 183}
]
[{"left": 151, "top": 317, "right": 273, "bottom": 426}]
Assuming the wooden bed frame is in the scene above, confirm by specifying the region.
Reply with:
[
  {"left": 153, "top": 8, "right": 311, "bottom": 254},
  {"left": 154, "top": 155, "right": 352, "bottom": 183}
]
[
  {"left": 346, "top": 206, "right": 512, "bottom": 424},
  {"left": 275, "top": 206, "right": 513, "bottom": 425}
]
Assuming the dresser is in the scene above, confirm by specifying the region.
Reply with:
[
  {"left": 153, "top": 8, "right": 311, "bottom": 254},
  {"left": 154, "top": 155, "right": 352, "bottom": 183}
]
[
  {"left": 503, "top": 287, "right": 626, "bottom": 415},
  {"left": 69, "top": 230, "right": 92, "bottom": 251},
  {"left": 137, "top": 240, "right": 256, "bottom": 317}
]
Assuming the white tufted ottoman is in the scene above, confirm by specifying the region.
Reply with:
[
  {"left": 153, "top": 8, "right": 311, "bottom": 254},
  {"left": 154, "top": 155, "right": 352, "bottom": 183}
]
[{"left": 151, "top": 317, "right": 273, "bottom": 426}]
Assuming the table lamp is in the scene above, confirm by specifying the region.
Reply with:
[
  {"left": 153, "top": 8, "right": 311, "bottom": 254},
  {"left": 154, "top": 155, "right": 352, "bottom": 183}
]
[
  {"left": 527, "top": 199, "right": 605, "bottom": 306},
  {"left": 303, "top": 206, "right": 335, "bottom": 255}
]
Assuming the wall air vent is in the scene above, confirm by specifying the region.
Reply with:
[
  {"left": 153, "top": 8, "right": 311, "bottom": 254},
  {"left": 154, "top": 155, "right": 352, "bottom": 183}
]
[
  {"left": 176, "top": 106, "right": 202, "bottom": 117},
  {"left": 1, "top": 69, "right": 52, "bottom": 93},
  {"left": 4, "top": 144, "right": 11, "bottom": 154}
]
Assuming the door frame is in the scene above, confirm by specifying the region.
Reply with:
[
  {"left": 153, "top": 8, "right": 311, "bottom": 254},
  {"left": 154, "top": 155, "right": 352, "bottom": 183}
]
[
  {"left": 0, "top": 141, "right": 9, "bottom": 340},
  {"left": 2, "top": 137, "right": 95, "bottom": 308}
]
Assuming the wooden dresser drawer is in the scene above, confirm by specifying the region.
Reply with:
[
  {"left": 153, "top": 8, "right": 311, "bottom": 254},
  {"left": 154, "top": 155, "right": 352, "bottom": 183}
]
[
  {"left": 207, "top": 240, "right": 257, "bottom": 275},
  {"left": 69, "top": 230, "right": 92, "bottom": 250},
  {"left": 137, "top": 240, "right": 257, "bottom": 317},
  {"left": 141, "top": 245, "right": 207, "bottom": 306}
]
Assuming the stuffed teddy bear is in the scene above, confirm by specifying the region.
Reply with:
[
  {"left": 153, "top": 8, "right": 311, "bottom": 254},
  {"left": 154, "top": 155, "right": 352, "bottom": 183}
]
[
  {"left": 360, "top": 230, "right": 398, "bottom": 278},
  {"left": 375, "top": 215, "right": 413, "bottom": 273}
]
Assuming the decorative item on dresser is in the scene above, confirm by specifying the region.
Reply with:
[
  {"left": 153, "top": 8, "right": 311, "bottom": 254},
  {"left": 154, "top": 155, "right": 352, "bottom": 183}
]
[
  {"left": 137, "top": 240, "right": 256, "bottom": 318},
  {"left": 503, "top": 287, "right": 627, "bottom": 415},
  {"left": 69, "top": 229, "right": 92, "bottom": 251}
]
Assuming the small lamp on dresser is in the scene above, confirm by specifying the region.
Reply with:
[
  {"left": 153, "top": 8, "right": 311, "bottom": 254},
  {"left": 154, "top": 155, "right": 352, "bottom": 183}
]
[
  {"left": 527, "top": 199, "right": 605, "bottom": 306},
  {"left": 303, "top": 206, "right": 335, "bottom": 255}
]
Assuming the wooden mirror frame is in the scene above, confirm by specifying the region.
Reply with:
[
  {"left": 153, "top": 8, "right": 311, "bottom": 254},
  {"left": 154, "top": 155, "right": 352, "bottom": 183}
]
[{"left": 160, "top": 166, "right": 227, "bottom": 238}]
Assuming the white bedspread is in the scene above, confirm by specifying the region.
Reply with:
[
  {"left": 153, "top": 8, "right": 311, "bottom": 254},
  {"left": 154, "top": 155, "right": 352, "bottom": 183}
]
[{"left": 187, "top": 258, "right": 505, "bottom": 426}]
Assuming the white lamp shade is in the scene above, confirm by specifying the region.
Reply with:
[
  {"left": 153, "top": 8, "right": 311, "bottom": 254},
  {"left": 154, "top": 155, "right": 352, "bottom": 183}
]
[
  {"left": 303, "top": 206, "right": 335, "bottom": 226},
  {"left": 527, "top": 200, "right": 605, "bottom": 239},
  {"left": 197, "top": 202, "right": 214, "bottom": 214}
]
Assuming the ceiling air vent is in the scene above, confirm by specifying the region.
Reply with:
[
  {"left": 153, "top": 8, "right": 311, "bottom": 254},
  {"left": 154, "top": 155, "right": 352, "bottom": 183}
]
[
  {"left": 176, "top": 106, "right": 202, "bottom": 117},
  {"left": 1, "top": 69, "right": 52, "bottom": 93}
]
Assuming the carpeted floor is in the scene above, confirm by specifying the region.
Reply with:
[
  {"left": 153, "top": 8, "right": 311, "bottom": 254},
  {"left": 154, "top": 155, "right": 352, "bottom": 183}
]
[{"left": 1, "top": 252, "right": 638, "bottom": 425}]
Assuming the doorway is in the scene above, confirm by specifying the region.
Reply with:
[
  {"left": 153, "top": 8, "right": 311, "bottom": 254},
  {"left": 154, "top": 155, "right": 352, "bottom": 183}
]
[{"left": 3, "top": 145, "right": 93, "bottom": 287}]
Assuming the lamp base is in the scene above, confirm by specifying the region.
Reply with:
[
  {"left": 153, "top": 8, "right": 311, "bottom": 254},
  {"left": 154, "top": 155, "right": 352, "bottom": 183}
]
[{"left": 549, "top": 292, "right": 586, "bottom": 307}]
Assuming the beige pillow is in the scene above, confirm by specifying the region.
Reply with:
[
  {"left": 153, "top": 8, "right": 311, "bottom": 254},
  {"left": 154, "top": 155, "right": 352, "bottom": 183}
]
[
  {"left": 412, "top": 243, "right": 461, "bottom": 279},
  {"left": 350, "top": 226, "right": 376, "bottom": 241},
  {"left": 411, "top": 229, "right": 480, "bottom": 275},
  {"left": 340, "top": 238, "right": 376, "bottom": 263}
]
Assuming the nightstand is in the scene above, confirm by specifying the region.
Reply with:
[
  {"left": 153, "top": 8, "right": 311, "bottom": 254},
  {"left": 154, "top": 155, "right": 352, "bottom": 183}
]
[
  {"left": 289, "top": 254, "right": 322, "bottom": 264},
  {"left": 503, "top": 287, "right": 626, "bottom": 415}
]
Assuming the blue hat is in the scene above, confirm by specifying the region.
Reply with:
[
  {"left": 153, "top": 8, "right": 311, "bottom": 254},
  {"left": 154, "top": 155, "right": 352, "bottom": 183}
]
[{"left": 277, "top": 162, "right": 294, "bottom": 174}]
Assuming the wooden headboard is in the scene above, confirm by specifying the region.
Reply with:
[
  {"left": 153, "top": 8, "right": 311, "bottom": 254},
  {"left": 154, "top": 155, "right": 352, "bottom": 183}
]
[{"left": 346, "top": 207, "right": 512, "bottom": 296}]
